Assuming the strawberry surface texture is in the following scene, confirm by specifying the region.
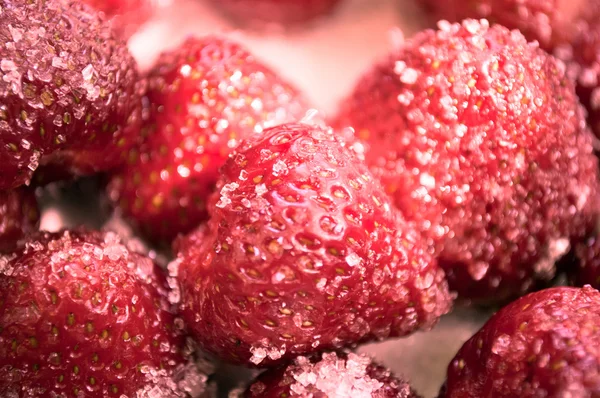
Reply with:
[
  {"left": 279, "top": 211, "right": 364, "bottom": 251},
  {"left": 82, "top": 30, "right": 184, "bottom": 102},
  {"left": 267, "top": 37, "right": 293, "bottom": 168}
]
[
  {"left": 0, "top": 230, "right": 210, "bottom": 397},
  {"left": 418, "top": 0, "right": 600, "bottom": 140},
  {"left": 0, "top": 188, "right": 39, "bottom": 253},
  {"left": 245, "top": 351, "right": 422, "bottom": 398},
  {"left": 440, "top": 286, "right": 600, "bottom": 397},
  {"left": 108, "top": 36, "right": 308, "bottom": 244},
  {"left": 333, "top": 19, "right": 600, "bottom": 302},
  {"left": 173, "top": 122, "right": 452, "bottom": 366},
  {"left": 0, "top": 0, "right": 142, "bottom": 190}
]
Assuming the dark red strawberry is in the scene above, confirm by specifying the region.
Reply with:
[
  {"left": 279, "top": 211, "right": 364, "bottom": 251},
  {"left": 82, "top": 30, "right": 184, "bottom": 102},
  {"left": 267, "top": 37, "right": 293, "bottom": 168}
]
[
  {"left": 440, "top": 286, "right": 600, "bottom": 397},
  {"left": 173, "top": 123, "right": 452, "bottom": 367},
  {"left": 569, "top": 10, "right": 600, "bottom": 140},
  {"left": 0, "top": 0, "right": 142, "bottom": 190},
  {"left": 209, "top": 0, "right": 342, "bottom": 26},
  {"left": 0, "top": 230, "right": 211, "bottom": 397},
  {"left": 333, "top": 20, "right": 600, "bottom": 302},
  {"left": 0, "top": 188, "right": 39, "bottom": 253},
  {"left": 108, "top": 37, "right": 308, "bottom": 244},
  {"left": 418, "top": 0, "right": 587, "bottom": 50},
  {"left": 245, "top": 351, "right": 421, "bottom": 397}
]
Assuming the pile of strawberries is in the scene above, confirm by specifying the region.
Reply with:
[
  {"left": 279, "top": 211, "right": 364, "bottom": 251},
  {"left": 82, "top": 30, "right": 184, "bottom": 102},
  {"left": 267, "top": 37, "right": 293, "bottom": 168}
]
[{"left": 2, "top": 0, "right": 600, "bottom": 396}]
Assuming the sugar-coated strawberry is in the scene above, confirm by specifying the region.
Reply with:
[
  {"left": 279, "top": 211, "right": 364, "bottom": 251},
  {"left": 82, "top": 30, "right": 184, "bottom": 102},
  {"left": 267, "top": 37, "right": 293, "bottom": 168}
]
[
  {"left": 245, "top": 351, "right": 421, "bottom": 398},
  {"left": 173, "top": 123, "right": 452, "bottom": 367},
  {"left": 209, "top": 0, "right": 342, "bottom": 26},
  {"left": 0, "top": 0, "right": 142, "bottom": 190},
  {"left": 333, "top": 20, "right": 600, "bottom": 302},
  {"left": 440, "top": 286, "right": 600, "bottom": 397},
  {"left": 108, "top": 37, "right": 308, "bottom": 244},
  {"left": 418, "top": 0, "right": 587, "bottom": 50},
  {"left": 0, "top": 188, "right": 39, "bottom": 253},
  {"left": 0, "top": 230, "right": 211, "bottom": 397},
  {"left": 418, "top": 0, "right": 600, "bottom": 140}
]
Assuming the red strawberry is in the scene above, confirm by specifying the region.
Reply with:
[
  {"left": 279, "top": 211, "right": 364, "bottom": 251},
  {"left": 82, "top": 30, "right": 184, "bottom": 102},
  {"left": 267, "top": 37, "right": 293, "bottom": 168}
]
[
  {"left": 417, "top": 0, "right": 587, "bottom": 51},
  {"left": 0, "top": 0, "right": 142, "bottom": 190},
  {"left": 245, "top": 351, "right": 421, "bottom": 398},
  {"left": 209, "top": 0, "right": 342, "bottom": 26},
  {"left": 0, "top": 188, "right": 39, "bottom": 253},
  {"left": 417, "top": 0, "right": 600, "bottom": 140},
  {"left": 0, "top": 230, "right": 211, "bottom": 397},
  {"left": 569, "top": 10, "right": 600, "bottom": 140},
  {"left": 440, "top": 286, "right": 600, "bottom": 397},
  {"left": 333, "top": 20, "right": 600, "bottom": 302},
  {"left": 108, "top": 37, "right": 308, "bottom": 244},
  {"left": 173, "top": 123, "right": 452, "bottom": 367}
]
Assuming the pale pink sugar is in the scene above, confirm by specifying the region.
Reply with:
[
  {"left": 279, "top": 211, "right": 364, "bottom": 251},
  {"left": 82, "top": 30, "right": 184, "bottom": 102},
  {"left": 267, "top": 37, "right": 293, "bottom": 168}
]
[{"left": 288, "top": 353, "right": 386, "bottom": 398}]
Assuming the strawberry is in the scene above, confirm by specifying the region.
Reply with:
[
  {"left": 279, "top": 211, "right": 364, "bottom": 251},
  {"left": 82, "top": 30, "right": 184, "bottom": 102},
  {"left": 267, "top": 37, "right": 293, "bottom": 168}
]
[
  {"left": 245, "top": 351, "right": 421, "bottom": 398},
  {"left": 417, "top": 0, "right": 587, "bottom": 51},
  {"left": 108, "top": 37, "right": 308, "bottom": 244},
  {"left": 0, "top": 230, "right": 211, "bottom": 397},
  {"left": 172, "top": 123, "right": 452, "bottom": 367},
  {"left": 332, "top": 20, "right": 600, "bottom": 302},
  {"left": 440, "top": 286, "right": 600, "bottom": 397},
  {"left": 417, "top": 0, "right": 600, "bottom": 140},
  {"left": 569, "top": 9, "right": 600, "bottom": 140},
  {"left": 0, "top": 188, "right": 39, "bottom": 253},
  {"left": 209, "top": 0, "right": 342, "bottom": 26},
  {"left": 0, "top": 0, "right": 142, "bottom": 190}
]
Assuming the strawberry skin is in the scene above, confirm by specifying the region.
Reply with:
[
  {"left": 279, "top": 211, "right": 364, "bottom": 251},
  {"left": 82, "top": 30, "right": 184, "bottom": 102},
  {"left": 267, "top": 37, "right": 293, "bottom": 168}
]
[
  {"left": 246, "top": 351, "right": 421, "bottom": 398},
  {"left": 108, "top": 37, "right": 308, "bottom": 244},
  {"left": 0, "top": 230, "right": 201, "bottom": 397},
  {"left": 0, "top": 0, "right": 142, "bottom": 190},
  {"left": 210, "top": 0, "right": 342, "bottom": 26},
  {"left": 418, "top": 0, "right": 580, "bottom": 50},
  {"left": 173, "top": 123, "right": 452, "bottom": 367},
  {"left": 570, "top": 10, "right": 600, "bottom": 141},
  {"left": 333, "top": 20, "right": 600, "bottom": 302},
  {"left": 441, "top": 286, "right": 600, "bottom": 397},
  {"left": 418, "top": 0, "right": 600, "bottom": 141},
  {"left": 0, "top": 188, "right": 39, "bottom": 253}
]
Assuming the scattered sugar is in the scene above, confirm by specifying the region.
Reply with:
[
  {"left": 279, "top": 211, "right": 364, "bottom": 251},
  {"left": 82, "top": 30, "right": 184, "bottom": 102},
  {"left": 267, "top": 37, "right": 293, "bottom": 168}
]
[
  {"left": 216, "top": 182, "right": 239, "bottom": 208},
  {"left": 134, "top": 362, "right": 212, "bottom": 398},
  {"left": 345, "top": 252, "right": 361, "bottom": 267},
  {"left": 286, "top": 353, "right": 385, "bottom": 398},
  {"left": 399, "top": 68, "right": 419, "bottom": 85},
  {"left": 249, "top": 347, "right": 267, "bottom": 365},
  {"left": 254, "top": 183, "right": 268, "bottom": 197},
  {"left": 272, "top": 159, "right": 288, "bottom": 176}
]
